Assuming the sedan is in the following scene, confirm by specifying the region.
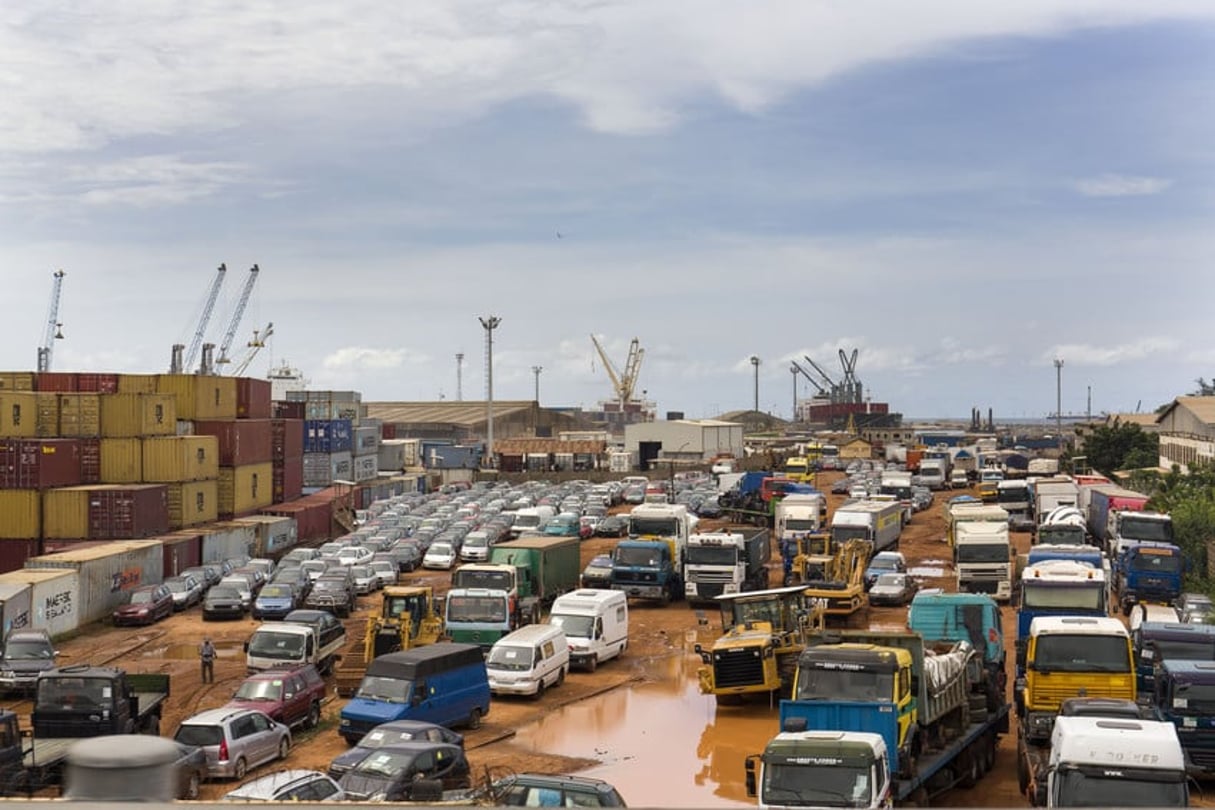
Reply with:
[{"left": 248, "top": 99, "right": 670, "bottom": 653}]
[
  {"left": 164, "top": 575, "right": 204, "bottom": 611},
  {"left": 327, "top": 720, "right": 464, "bottom": 781},
  {"left": 422, "top": 542, "right": 457, "bottom": 570},
  {"left": 595, "top": 515, "right": 630, "bottom": 538},
  {"left": 868, "top": 573, "right": 919, "bottom": 607},
  {"left": 112, "top": 584, "right": 174, "bottom": 626},
  {"left": 203, "top": 585, "right": 247, "bottom": 621},
  {"left": 349, "top": 565, "right": 379, "bottom": 595},
  {"left": 335, "top": 546, "right": 374, "bottom": 567},
  {"left": 337, "top": 742, "right": 470, "bottom": 802},
  {"left": 252, "top": 584, "right": 301, "bottom": 621},
  {"left": 223, "top": 769, "right": 345, "bottom": 802},
  {"left": 580, "top": 554, "right": 614, "bottom": 589}
]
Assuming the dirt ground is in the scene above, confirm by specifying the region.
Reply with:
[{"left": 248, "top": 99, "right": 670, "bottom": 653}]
[{"left": 9, "top": 473, "right": 1193, "bottom": 806}]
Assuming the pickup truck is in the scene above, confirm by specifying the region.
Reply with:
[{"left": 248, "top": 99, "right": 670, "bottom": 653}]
[
  {"left": 32, "top": 666, "right": 169, "bottom": 737},
  {"left": 245, "top": 618, "right": 347, "bottom": 675}
]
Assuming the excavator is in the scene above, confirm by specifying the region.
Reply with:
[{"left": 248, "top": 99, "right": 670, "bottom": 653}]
[
  {"left": 334, "top": 585, "right": 446, "bottom": 697},
  {"left": 693, "top": 584, "right": 825, "bottom": 705},
  {"left": 801, "top": 538, "right": 873, "bottom": 627},
  {"left": 784, "top": 532, "right": 835, "bottom": 586}
]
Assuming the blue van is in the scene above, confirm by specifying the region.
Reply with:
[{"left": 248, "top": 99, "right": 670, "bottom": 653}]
[{"left": 338, "top": 643, "right": 491, "bottom": 745}]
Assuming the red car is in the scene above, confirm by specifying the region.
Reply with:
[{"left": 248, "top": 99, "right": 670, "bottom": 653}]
[
  {"left": 225, "top": 664, "right": 328, "bottom": 731},
  {"left": 112, "top": 584, "right": 174, "bottom": 626}
]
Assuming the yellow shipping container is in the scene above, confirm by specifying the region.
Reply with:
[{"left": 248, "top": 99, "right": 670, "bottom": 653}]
[
  {"left": 116, "top": 374, "right": 159, "bottom": 394},
  {"left": 0, "top": 373, "right": 36, "bottom": 392},
  {"left": 99, "top": 438, "right": 143, "bottom": 483},
  {"left": 41, "top": 486, "right": 91, "bottom": 540},
  {"left": 0, "top": 393, "right": 58, "bottom": 438},
  {"left": 142, "top": 435, "right": 219, "bottom": 482},
  {"left": 217, "top": 463, "right": 274, "bottom": 516},
  {"left": 166, "top": 480, "right": 219, "bottom": 529},
  {"left": 154, "top": 375, "right": 237, "bottom": 420},
  {"left": 57, "top": 393, "right": 101, "bottom": 437},
  {"left": 100, "top": 393, "right": 177, "bottom": 438},
  {"left": 0, "top": 491, "right": 40, "bottom": 538}
]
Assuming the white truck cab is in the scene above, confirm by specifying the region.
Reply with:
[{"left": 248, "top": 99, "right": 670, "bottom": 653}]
[{"left": 1047, "top": 716, "right": 1187, "bottom": 807}]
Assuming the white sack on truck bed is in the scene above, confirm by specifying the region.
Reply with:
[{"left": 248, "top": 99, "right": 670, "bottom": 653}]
[{"left": 924, "top": 640, "right": 972, "bottom": 695}]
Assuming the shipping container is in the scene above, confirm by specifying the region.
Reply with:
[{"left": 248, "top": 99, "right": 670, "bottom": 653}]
[
  {"left": 0, "top": 393, "right": 58, "bottom": 438},
  {"left": 76, "top": 373, "right": 119, "bottom": 394},
  {"left": 273, "top": 458, "right": 304, "bottom": 504},
  {"left": 0, "top": 569, "right": 79, "bottom": 637},
  {"left": 193, "top": 419, "right": 273, "bottom": 466},
  {"left": 99, "top": 392, "right": 176, "bottom": 438},
  {"left": 159, "top": 531, "right": 202, "bottom": 577},
  {"left": 116, "top": 374, "right": 158, "bottom": 394},
  {"left": 99, "top": 438, "right": 143, "bottom": 483},
  {"left": 353, "top": 425, "right": 380, "bottom": 457},
  {"left": 401, "top": 439, "right": 421, "bottom": 468},
  {"left": 79, "top": 438, "right": 100, "bottom": 484},
  {"left": 166, "top": 479, "right": 219, "bottom": 529},
  {"left": 303, "top": 451, "right": 353, "bottom": 487},
  {"left": 302, "top": 420, "right": 352, "bottom": 453},
  {"left": 141, "top": 435, "right": 219, "bottom": 482},
  {"left": 0, "top": 540, "right": 40, "bottom": 575},
  {"left": 24, "top": 539, "right": 164, "bottom": 626},
  {"left": 272, "top": 400, "right": 305, "bottom": 420},
  {"left": 199, "top": 522, "right": 257, "bottom": 564},
  {"left": 262, "top": 499, "right": 332, "bottom": 543},
  {"left": 154, "top": 374, "right": 238, "bottom": 420},
  {"left": 0, "top": 439, "right": 82, "bottom": 489},
  {"left": 41, "top": 484, "right": 170, "bottom": 540},
  {"left": 0, "top": 491, "right": 40, "bottom": 539},
  {"left": 271, "top": 419, "right": 304, "bottom": 460},
  {"left": 353, "top": 454, "right": 377, "bottom": 482},
  {"left": 231, "top": 515, "right": 298, "bottom": 558},
  {"left": 235, "top": 378, "right": 273, "bottom": 419},
  {"left": 377, "top": 440, "right": 408, "bottom": 472},
  {"left": 0, "top": 373, "right": 36, "bottom": 392},
  {"left": 175, "top": 420, "right": 194, "bottom": 436},
  {"left": 381, "top": 423, "right": 396, "bottom": 440},
  {"left": 217, "top": 462, "right": 274, "bottom": 517},
  {"left": 0, "top": 581, "right": 33, "bottom": 635},
  {"left": 56, "top": 393, "right": 101, "bottom": 437},
  {"left": 35, "top": 372, "right": 77, "bottom": 393}
]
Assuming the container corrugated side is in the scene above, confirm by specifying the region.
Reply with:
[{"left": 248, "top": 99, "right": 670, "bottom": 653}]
[
  {"left": 159, "top": 531, "right": 202, "bottom": 577},
  {"left": 57, "top": 393, "right": 101, "bottom": 437},
  {"left": 271, "top": 419, "right": 304, "bottom": 460},
  {"left": 115, "top": 374, "right": 158, "bottom": 394},
  {"left": 353, "top": 454, "right": 377, "bottom": 482},
  {"left": 40, "top": 487, "right": 90, "bottom": 540},
  {"left": 87, "top": 484, "right": 170, "bottom": 540},
  {"left": 34, "top": 372, "right": 76, "bottom": 392},
  {"left": 194, "top": 419, "right": 273, "bottom": 466},
  {"left": 166, "top": 480, "right": 219, "bottom": 528},
  {"left": 0, "top": 540, "right": 40, "bottom": 575},
  {"left": 76, "top": 373, "right": 119, "bottom": 394},
  {"left": 217, "top": 462, "right": 274, "bottom": 517},
  {"left": 199, "top": 521, "right": 257, "bottom": 563},
  {"left": 377, "top": 440, "right": 408, "bottom": 472},
  {"left": 0, "top": 393, "right": 58, "bottom": 438},
  {"left": 154, "top": 374, "right": 237, "bottom": 420},
  {"left": 231, "top": 515, "right": 298, "bottom": 557},
  {"left": 0, "top": 569, "right": 79, "bottom": 637},
  {"left": 0, "top": 581, "right": 33, "bottom": 634},
  {"left": 24, "top": 538, "right": 164, "bottom": 625},
  {"left": 236, "top": 378, "right": 272, "bottom": 419},
  {"left": 400, "top": 439, "right": 421, "bottom": 467},
  {"left": 99, "top": 393, "right": 176, "bottom": 438},
  {"left": 272, "top": 401, "right": 305, "bottom": 419},
  {"left": 0, "top": 439, "right": 82, "bottom": 489},
  {"left": 99, "top": 438, "right": 143, "bottom": 483},
  {"left": 142, "top": 435, "right": 219, "bottom": 482},
  {"left": 79, "top": 438, "right": 100, "bottom": 484},
  {"left": 353, "top": 425, "right": 380, "bottom": 456},
  {"left": 273, "top": 457, "right": 303, "bottom": 504},
  {"left": 303, "top": 452, "right": 352, "bottom": 487},
  {"left": 0, "top": 373, "right": 36, "bottom": 392},
  {"left": 262, "top": 499, "right": 331, "bottom": 542}
]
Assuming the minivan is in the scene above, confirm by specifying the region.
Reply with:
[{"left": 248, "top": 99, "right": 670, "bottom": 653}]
[
  {"left": 548, "top": 589, "right": 629, "bottom": 672},
  {"left": 486, "top": 624, "right": 570, "bottom": 699},
  {"left": 338, "top": 643, "right": 491, "bottom": 744}
]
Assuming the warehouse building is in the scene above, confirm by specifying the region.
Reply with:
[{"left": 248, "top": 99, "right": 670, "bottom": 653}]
[
  {"left": 364, "top": 401, "right": 591, "bottom": 444},
  {"left": 623, "top": 419, "right": 744, "bottom": 471},
  {"left": 1155, "top": 397, "right": 1215, "bottom": 473}
]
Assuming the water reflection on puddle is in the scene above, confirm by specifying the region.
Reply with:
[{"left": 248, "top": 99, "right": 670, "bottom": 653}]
[{"left": 512, "top": 653, "right": 778, "bottom": 807}]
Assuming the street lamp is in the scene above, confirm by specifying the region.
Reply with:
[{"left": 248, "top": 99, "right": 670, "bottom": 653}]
[
  {"left": 479, "top": 316, "right": 501, "bottom": 468},
  {"left": 532, "top": 365, "right": 543, "bottom": 403},
  {"left": 790, "top": 363, "right": 799, "bottom": 422},
  {"left": 749, "top": 355, "right": 761, "bottom": 413},
  {"left": 1054, "top": 357, "right": 1064, "bottom": 441}
]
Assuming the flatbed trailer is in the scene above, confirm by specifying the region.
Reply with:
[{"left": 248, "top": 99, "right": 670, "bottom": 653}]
[{"left": 892, "top": 704, "right": 1008, "bottom": 803}]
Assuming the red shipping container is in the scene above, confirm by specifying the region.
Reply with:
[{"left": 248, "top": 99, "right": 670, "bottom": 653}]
[
  {"left": 76, "top": 373, "right": 120, "bottom": 394},
  {"left": 263, "top": 499, "right": 330, "bottom": 542},
  {"left": 160, "top": 531, "right": 202, "bottom": 577},
  {"left": 236, "top": 378, "right": 273, "bottom": 419},
  {"left": 87, "top": 484, "right": 169, "bottom": 540},
  {"left": 0, "top": 439, "right": 82, "bottom": 489},
  {"left": 381, "top": 423, "right": 396, "bottom": 439},
  {"left": 34, "top": 372, "right": 77, "bottom": 393},
  {"left": 0, "top": 539, "right": 40, "bottom": 574},
  {"left": 273, "top": 457, "right": 303, "bottom": 503},
  {"left": 273, "top": 400, "right": 305, "bottom": 419},
  {"left": 79, "top": 438, "right": 100, "bottom": 484},
  {"left": 271, "top": 419, "right": 304, "bottom": 461},
  {"left": 194, "top": 419, "right": 273, "bottom": 466}
]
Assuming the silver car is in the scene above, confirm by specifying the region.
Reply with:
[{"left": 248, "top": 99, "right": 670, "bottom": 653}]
[
  {"left": 173, "top": 708, "right": 292, "bottom": 780},
  {"left": 222, "top": 769, "right": 345, "bottom": 801}
]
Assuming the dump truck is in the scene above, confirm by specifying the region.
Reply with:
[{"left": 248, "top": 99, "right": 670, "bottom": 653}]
[
  {"left": 684, "top": 527, "right": 771, "bottom": 604},
  {"left": 693, "top": 584, "right": 824, "bottom": 705},
  {"left": 334, "top": 585, "right": 444, "bottom": 697}
]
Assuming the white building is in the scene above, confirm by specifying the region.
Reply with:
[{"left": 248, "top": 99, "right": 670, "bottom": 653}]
[
  {"left": 623, "top": 419, "right": 744, "bottom": 470},
  {"left": 1156, "top": 396, "right": 1215, "bottom": 473}
]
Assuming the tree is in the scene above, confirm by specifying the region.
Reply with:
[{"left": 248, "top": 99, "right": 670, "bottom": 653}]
[{"left": 1080, "top": 421, "right": 1159, "bottom": 476}]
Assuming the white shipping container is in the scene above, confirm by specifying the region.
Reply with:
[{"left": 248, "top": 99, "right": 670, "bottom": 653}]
[
  {"left": 0, "top": 582, "right": 33, "bottom": 637},
  {"left": 0, "top": 569, "right": 79, "bottom": 638},
  {"left": 231, "top": 515, "right": 298, "bottom": 557},
  {"left": 24, "top": 539, "right": 164, "bottom": 626},
  {"left": 305, "top": 400, "right": 361, "bottom": 424},
  {"left": 609, "top": 452, "right": 637, "bottom": 473},
  {"left": 176, "top": 420, "right": 194, "bottom": 436},
  {"left": 353, "top": 425, "right": 380, "bottom": 457},
  {"left": 400, "top": 439, "right": 421, "bottom": 468},
  {"left": 200, "top": 522, "right": 258, "bottom": 563},
  {"left": 303, "top": 451, "right": 353, "bottom": 487},
  {"left": 377, "top": 440, "right": 408, "bottom": 472},
  {"left": 353, "top": 454, "right": 377, "bottom": 482}
]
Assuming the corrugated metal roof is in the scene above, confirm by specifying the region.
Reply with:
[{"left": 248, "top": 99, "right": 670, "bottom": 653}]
[
  {"left": 365, "top": 401, "right": 534, "bottom": 427},
  {"left": 1108, "top": 413, "right": 1159, "bottom": 428},
  {"left": 494, "top": 439, "right": 607, "bottom": 454},
  {"left": 27, "top": 538, "right": 162, "bottom": 564},
  {"left": 1158, "top": 396, "right": 1215, "bottom": 426}
]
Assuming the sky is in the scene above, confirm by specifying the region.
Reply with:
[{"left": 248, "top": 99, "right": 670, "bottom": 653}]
[{"left": 3, "top": 2, "right": 1214, "bottom": 421}]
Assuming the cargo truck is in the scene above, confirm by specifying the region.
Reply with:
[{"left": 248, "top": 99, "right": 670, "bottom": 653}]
[
  {"left": 878, "top": 471, "right": 914, "bottom": 522},
  {"left": 1085, "top": 485, "right": 1149, "bottom": 549},
  {"left": 1040, "top": 716, "right": 1188, "bottom": 807},
  {"left": 1031, "top": 477, "right": 1079, "bottom": 524},
  {"left": 945, "top": 503, "right": 1008, "bottom": 548},
  {"left": 611, "top": 503, "right": 696, "bottom": 604},
  {"left": 996, "top": 480, "right": 1032, "bottom": 528},
  {"left": 773, "top": 493, "right": 825, "bottom": 544},
  {"left": 683, "top": 528, "right": 770, "bottom": 604},
  {"left": 1034, "top": 506, "right": 1087, "bottom": 547},
  {"left": 1152, "top": 658, "right": 1215, "bottom": 777},
  {"left": 1015, "top": 560, "right": 1108, "bottom": 678},
  {"left": 485, "top": 535, "right": 581, "bottom": 612},
  {"left": 1107, "top": 510, "right": 1175, "bottom": 560},
  {"left": 918, "top": 458, "right": 948, "bottom": 491},
  {"left": 1112, "top": 540, "right": 1183, "bottom": 614},
  {"left": 954, "top": 521, "right": 1012, "bottom": 602},
  {"left": 829, "top": 501, "right": 901, "bottom": 555}
]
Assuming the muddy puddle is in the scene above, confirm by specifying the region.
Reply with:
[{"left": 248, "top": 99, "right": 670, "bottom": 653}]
[
  {"left": 145, "top": 641, "right": 245, "bottom": 660},
  {"left": 513, "top": 651, "right": 779, "bottom": 807}
]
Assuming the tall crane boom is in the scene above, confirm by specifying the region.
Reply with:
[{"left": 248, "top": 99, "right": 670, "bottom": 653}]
[
  {"left": 36, "top": 270, "right": 66, "bottom": 373},
  {"left": 182, "top": 264, "right": 228, "bottom": 373},
  {"left": 590, "top": 334, "right": 624, "bottom": 402},
  {"left": 590, "top": 334, "right": 645, "bottom": 405},
  {"left": 231, "top": 322, "right": 273, "bottom": 377},
  {"left": 215, "top": 264, "right": 260, "bottom": 368}
]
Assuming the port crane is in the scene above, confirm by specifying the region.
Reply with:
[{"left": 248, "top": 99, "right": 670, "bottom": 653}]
[
  {"left": 590, "top": 334, "right": 645, "bottom": 409},
  {"left": 170, "top": 264, "right": 228, "bottom": 374},
  {"left": 231, "top": 322, "right": 273, "bottom": 377},
  {"left": 214, "top": 264, "right": 260, "bottom": 371},
  {"left": 36, "top": 270, "right": 66, "bottom": 372}
]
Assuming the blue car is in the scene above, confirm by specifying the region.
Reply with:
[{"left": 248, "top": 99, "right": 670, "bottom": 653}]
[
  {"left": 252, "top": 583, "right": 300, "bottom": 620},
  {"left": 863, "top": 551, "right": 907, "bottom": 591}
]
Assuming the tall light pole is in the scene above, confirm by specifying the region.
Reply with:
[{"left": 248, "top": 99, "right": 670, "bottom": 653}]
[
  {"left": 790, "top": 363, "right": 799, "bottom": 422},
  {"left": 532, "top": 365, "right": 543, "bottom": 403},
  {"left": 1054, "top": 358, "right": 1064, "bottom": 440},
  {"left": 479, "top": 316, "right": 501, "bottom": 468},
  {"left": 749, "top": 355, "right": 761, "bottom": 413},
  {"left": 455, "top": 353, "right": 464, "bottom": 401}
]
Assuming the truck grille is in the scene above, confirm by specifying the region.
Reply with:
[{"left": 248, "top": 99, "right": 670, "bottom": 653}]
[
  {"left": 1179, "top": 739, "right": 1215, "bottom": 772},
  {"left": 713, "top": 648, "right": 765, "bottom": 688},
  {"left": 690, "top": 571, "right": 735, "bottom": 584},
  {"left": 1030, "top": 681, "right": 1134, "bottom": 710},
  {"left": 615, "top": 571, "right": 657, "bottom": 585},
  {"left": 966, "top": 582, "right": 998, "bottom": 594}
]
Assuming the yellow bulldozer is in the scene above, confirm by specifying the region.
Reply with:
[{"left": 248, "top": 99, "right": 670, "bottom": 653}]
[
  {"left": 693, "top": 584, "right": 825, "bottom": 705},
  {"left": 784, "top": 532, "right": 836, "bottom": 586},
  {"left": 335, "top": 585, "right": 446, "bottom": 697},
  {"left": 801, "top": 537, "right": 872, "bottom": 627}
]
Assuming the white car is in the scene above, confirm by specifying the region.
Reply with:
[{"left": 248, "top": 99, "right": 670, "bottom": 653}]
[
  {"left": 349, "top": 565, "right": 379, "bottom": 595},
  {"left": 422, "top": 542, "right": 457, "bottom": 570},
  {"left": 368, "top": 559, "right": 399, "bottom": 588},
  {"left": 335, "top": 546, "right": 374, "bottom": 567}
]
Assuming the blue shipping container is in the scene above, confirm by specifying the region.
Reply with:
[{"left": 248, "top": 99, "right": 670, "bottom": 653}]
[{"left": 303, "top": 419, "right": 353, "bottom": 453}]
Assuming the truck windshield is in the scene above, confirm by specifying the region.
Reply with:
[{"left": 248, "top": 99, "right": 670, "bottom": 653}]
[
  {"left": 686, "top": 546, "right": 738, "bottom": 566},
  {"left": 548, "top": 613, "right": 594, "bottom": 639},
  {"left": 1153, "top": 639, "right": 1215, "bottom": 661},
  {"left": 1169, "top": 682, "right": 1215, "bottom": 714},
  {"left": 1129, "top": 552, "right": 1181, "bottom": 574},
  {"left": 248, "top": 631, "right": 305, "bottom": 660},
  {"left": 795, "top": 666, "right": 893, "bottom": 702},
  {"left": 956, "top": 543, "right": 1009, "bottom": 563},
  {"left": 355, "top": 675, "right": 412, "bottom": 703},
  {"left": 1054, "top": 769, "right": 1186, "bottom": 807},
  {"left": 784, "top": 518, "right": 817, "bottom": 531},
  {"left": 629, "top": 517, "right": 679, "bottom": 536},
  {"left": 1033, "top": 635, "right": 1129, "bottom": 673},
  {"left": 879, "top": 485, "right": 911, "bottom": 500},
  {"left": 37, "top": 676, "right": 111, "bottom": 709},
  {"left": 997, "top": 489, "right": 1027, "bottom": 504},
  {"left": 1037, "top": 527, "right": 1084, "bottom": 545},
  {"left": 831, "top": 527, "right": 870, "bottom": 544},
  {"left": 446, "top": 595, "right": 508, "bottom": 623},
  {"left": 454, "top": 570, "right": 513, "bottom": 590},
  {"left": 1022, "top": 583, "right": 1103, "bottom": 611},
  {"left": 763, "top": 762, "right": 871, "bottom": 807},
  {"left": 486, "top": 645, "right": 534, "bottom": 671},
  {"left": 615, "top": 546, "right": 662, "bottom": 566},
  {"left": 729, "top": 599, "right": 783, "bottom": 629},
  {"left": 1120, "top": 517, "right": 1174, "bottom": 543}
]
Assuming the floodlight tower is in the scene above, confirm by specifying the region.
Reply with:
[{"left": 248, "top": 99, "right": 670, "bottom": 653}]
[
  {"left": 749, "top": 355, "right": 761, "bottom": 413},
  {"left": 456, "top": 353, "right": 465, "bottom": 401},
  {"left": 532, "top": 366, "right": 543, "bottom": 404},
  {"left": 1054, "top": 358, "right": 1064, "bottom": 438},
  {"left": 479, "top": 316, "right": 501, "bottom": 467}
]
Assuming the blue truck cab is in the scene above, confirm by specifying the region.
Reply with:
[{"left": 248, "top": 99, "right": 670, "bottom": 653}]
[
  {"left": 907, "top": 591, "right": 1007, "bottom": 720},
  {"left": 1115, "top": 541, "right": 1183, "bottom": 614},
  {"left": 1134, "top": 622, "right": 1215, "bottom": 696},
  {"left": 338, "top": 643, "right": 490, "bottom": 745},
  {"left": 1153, "top": 659, "right": 1215, "bottom": 776}
]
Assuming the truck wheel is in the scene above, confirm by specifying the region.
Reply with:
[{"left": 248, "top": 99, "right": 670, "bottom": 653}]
[
  {"left": 660, "top": 588, "right": 671, "bottom": 606},
  {"left": 467, "top": 708, "right": 482, "bottom": 730},
  {"left": 1016, "top": 749, "right": 1029, "bottom": 795},
  {"left": 143, "top": 715, "right": 160, "bottom": 736},
  {"left": 530, "top": 604, "right": 541, "bottom": 625},
  {"left": 535, "top": 679, "right": 546, "bottom": 699},
  {"left": 306, "top": 702, "right": 321, "bottom": 729}
]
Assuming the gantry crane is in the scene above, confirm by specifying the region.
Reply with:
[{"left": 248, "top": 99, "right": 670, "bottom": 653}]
[
  {"left": 231, "top": 322, "right": 273, "bottom": 377},
  {"left": 214, "top": 264, "right": 260, "bottom": 370},
  {"left": 36, "top": 270, "right": 66, "bottom": 372},
  {"left": 171, "top": 264, "right": 228, "bottom": 374},
  {"left": 590, "top": 334, "right": 645, "bottom": 407}
]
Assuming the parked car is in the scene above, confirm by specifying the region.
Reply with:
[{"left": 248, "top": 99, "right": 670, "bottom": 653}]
[
  {"left": 173, "top": 708, "right": 292, "bottom": 781},
  {"left": 0, "top": 629, "right": 57, "bottom": 695},
  {"left": 112, "top": 584, "right": 174, "bottom": 627},
  {"left": 327, "top": 720, "right": 465, "bottom": 781},
  {"left": 252, "top": 583, "right": 302, "bottom": 621},
  {"left": 182, "top": 564, "right": 222, "bottom": 590},
  {"left": 863, "top": 551, "right": 908, "bottom": 591},
  {"left": 422, "top": 542, "right": 458, "bottom": 570},
  {"left": 173, "top": 741, "right": 210, "bottom": 800},
  {"left": 203, "top": 585, "right": 248, "bottom": 621},
  {"left": 218, "top": 574, "right": 256, "bottom": 612},
  {"left": 868, "top": 573, "right": 919, "bottom": 606},
  {"left": 387, "top": 543, "right": 422, "bottom": 573},
  {"left": 335, "top": 545, "right": 375, "bottom": 567},
  {"left": 349, "top": 565, "right": 379, "bottom": 595},
  {"left": 337, "top": 741, "right": 470, "bottom": 802},
  {"left": 222, "top": 769, "right": 345, "bottom": 802},
  {"left": 493, "top": 773, "right": 628, "bottom": 808},
  {"left": 580, "top": 554, "right": 615, "bottom": 589},
  {"left": 165, "top": 574, "right": 204, "bottom": 611},
  {"left": 269, "top": 566, "right": 312, "bottom": 599},
  {"left": 225, "top": 664, "right": 327, "bottom": 730},
  {"left": 304, "top": 578, "right": 354, "bottom": 618},
  {"left": 594, "top": 515, "right": 630, "bottom": 538}
]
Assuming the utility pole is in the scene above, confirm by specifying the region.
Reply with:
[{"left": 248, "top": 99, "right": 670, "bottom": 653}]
[
  {"left": 1054, "top": 358, "right": 1064, "bottom": 439},
  {"left": 455, "top": 353, "right": 464, "bottom": 401},
  {"left": 532, "top": 366, "right": 543, "bottom": 403},
  {"left": 750, "top": 355, "right": 761, "bottom": 413},
  {"left": 479, "top": 317, "right": 501, "bottom": 468},
  {"left": 790, "top": 364, "right": 799, "bottom": 422}
]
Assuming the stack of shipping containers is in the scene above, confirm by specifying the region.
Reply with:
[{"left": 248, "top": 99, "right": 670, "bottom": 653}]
[{"left": 295, "top": 390, "right": 359, "bottom": 490}]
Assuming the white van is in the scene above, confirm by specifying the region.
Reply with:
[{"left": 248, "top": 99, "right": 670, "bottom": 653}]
[
  {"left": 509, "top": 506, "right": 556, "bottom": 539},
  {"left": 548, "top": 589, "right": 629, "bottom": 672},
  {"left": 485, "top": 623, "right": 569, "bottom": 699}
]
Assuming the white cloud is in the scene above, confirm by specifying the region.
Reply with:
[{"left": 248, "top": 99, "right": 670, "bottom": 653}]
[
  {"left": 1074, "top": 174, "right": 1173, "bottom": 198},
  {"left": 321, "top": 346, "right": 415, "bottom": 371},
  {"left": 1039, "top": 338, "right": 1180, "bottom": 367}
]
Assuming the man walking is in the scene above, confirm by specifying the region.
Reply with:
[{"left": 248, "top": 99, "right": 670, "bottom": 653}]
[{"left": 200, "top": 636, "right": 216, "bottom": 683}]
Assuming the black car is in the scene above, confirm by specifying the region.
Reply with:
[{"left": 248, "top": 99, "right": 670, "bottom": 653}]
[
  {"left": 305, "top": 578, "right": 354, "bottom": 618},
  {"left": 327, "top": 720, "right": 465, "bottom": 781},
  {"left": 595, "top": 515, "right": 629, "bottom": 538},
  {"left": 337, "top": 742, "right": 470, "bottom": 801},
  {"left": 202, "top": 585, "right": 246, "bottom": 620}
]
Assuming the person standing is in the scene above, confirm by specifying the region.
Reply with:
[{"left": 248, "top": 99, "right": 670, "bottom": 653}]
[{"left": 199, "top": 637, "right": 216, "bottom": 683}]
